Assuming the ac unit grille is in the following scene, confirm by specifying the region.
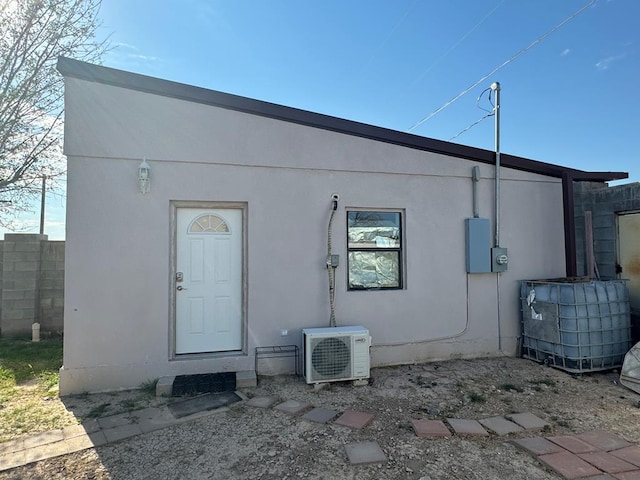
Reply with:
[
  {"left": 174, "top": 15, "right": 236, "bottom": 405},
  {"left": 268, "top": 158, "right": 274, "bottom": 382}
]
[{"left": 310, "top": 336, "right": 351, "bottom": 380}]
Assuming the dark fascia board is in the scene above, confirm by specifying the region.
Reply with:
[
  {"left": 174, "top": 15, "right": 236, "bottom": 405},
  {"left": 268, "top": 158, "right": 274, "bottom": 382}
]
[{"left": 57, "top": 57, "right": 627, "bottom": 182}]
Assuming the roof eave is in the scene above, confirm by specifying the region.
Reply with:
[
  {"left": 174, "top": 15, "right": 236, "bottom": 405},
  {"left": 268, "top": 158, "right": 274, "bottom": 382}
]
[{"left": 56, "top": 57, "right": 628, "bottom": 182}]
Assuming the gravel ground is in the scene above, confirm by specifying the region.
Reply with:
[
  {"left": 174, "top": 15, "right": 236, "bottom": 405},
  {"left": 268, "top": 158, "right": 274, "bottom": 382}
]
[{"left": 2, "top": 356, "right": 640, "bottom": 480}]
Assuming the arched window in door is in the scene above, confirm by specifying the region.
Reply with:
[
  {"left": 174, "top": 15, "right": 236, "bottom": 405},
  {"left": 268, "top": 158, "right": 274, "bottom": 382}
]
[{"left": 188, "top": 214, "right": 230, "bottom": 234}]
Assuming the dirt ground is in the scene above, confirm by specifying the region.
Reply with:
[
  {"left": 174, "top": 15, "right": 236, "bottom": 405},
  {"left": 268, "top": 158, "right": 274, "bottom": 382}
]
[{"left": 2, "top": 356, "right": 640, "bottom": 480}]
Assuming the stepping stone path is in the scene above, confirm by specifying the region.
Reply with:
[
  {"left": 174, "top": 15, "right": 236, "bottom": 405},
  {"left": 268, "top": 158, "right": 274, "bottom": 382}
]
[
  {"left": 301, "top": 407, "right": 339, "bottom": 424},
  {"left": 446, "top": 418, "right": 489, "bottom": 436},
  {"left": 411, "top": 419, "right": 452, "bottom": 439},
  {"left": 273, "top": 399, "right": 312, "bottom": 415},
  {"left": 479, "top": 416, "right": 524, "bottom": 435},
  {"left": 513, "top": 432, "right": 640, "bottom": 479},
  {"left": 506, "top": 412, "right": 550, "bottom": 430},
  {"left": 334, "top": 410, "right": 374, "bottom": 430},
  {"left": 344, "top": 441, "right": 387, "bottom": 465},
  {"left": 245, "top": 396, "right": 277, "bottom": 409},
  {"left": 3, "top": 391, "right": 640, "bottom": 477}
]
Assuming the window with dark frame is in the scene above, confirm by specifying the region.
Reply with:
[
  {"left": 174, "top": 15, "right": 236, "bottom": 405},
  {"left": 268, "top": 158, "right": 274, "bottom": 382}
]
[{"left": 347, "top": 211, "right": 402, "bottom": 290}]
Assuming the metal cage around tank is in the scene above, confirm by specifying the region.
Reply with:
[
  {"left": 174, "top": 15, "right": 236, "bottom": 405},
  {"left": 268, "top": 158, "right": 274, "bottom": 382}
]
[{"left": 520, "top": 279, "right": 632, "bottom": 373}]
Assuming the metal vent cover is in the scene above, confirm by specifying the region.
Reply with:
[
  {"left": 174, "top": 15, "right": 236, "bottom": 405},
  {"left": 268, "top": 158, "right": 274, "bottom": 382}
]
[{"left": 309, "top": 335, "right": 351, "bottom": 380}]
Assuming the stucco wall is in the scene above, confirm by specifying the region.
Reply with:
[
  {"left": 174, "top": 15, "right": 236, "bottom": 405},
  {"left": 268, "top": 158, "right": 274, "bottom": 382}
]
[{"left": 60, "top": 77, "right": 566, "bottom": 393}]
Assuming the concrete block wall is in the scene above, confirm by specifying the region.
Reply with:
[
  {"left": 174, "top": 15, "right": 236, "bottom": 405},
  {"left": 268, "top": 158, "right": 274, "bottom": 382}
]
[
  {"left": 0, "top": 234, "right": 65, "bottom": 336},
  {"left": 574, "top": 181, "right": 640, "bottom": 278},
  {"left": 39, "top": 241, "right": 65, "bottom": 332},
  {"left": 574, "top": 181, "right": 640, "bottom": 343}
]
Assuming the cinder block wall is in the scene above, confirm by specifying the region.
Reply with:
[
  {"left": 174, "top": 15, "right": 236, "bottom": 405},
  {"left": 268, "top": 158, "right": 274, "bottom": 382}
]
[
  {"left": 574, "top": 181, "right": 640, "bottom": 343},
  {"left": 39, "top": 241, "right": 65, "bottom": 333},
  {"left": 574, "top": 181, "right": 640, "bottom": 278},
  {"left": 0, "top": 234, "right": 65, "bottom": 336}
]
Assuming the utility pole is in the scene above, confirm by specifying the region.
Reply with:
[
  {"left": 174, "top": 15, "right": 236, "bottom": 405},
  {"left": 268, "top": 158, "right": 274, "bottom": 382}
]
[
  {"left": 491, "top": 82, "right": 501, "bottom": 248},
  {"left": 39, "top": 176, "right": 46, "bottom": 235}
]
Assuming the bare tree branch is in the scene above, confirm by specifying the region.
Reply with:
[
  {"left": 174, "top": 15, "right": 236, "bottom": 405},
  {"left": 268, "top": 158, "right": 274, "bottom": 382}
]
[{"left": 0, "top": 0, "right": 108, "bottom": 227}]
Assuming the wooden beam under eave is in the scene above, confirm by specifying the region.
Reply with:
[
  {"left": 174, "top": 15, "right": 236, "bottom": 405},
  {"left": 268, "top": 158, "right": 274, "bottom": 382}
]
[{"left": 562, "top": 172, "right": 577, "bottom": 277}]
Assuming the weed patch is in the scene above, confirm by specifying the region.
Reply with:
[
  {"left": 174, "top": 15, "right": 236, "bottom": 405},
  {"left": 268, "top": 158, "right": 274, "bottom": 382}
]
[
  {"left": 139, "top": 378, "right": 159, "bottom": 396},
  {"left": 467, "top": 392, "right": 486, "bottom": 403},
  {"left": 530, "top": 378, "right": 556, "bottom": 387},
  {"left": 499, "top": 383, "right": 523, "bottom": 393},
  {"left": 86, "top": 402, "right": 112, "bottom": 418}
]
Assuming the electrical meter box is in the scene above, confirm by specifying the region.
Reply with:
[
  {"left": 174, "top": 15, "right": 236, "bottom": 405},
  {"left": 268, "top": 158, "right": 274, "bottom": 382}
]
[{"left": 491, "top": 247, "right": 508, "bottom": 273}]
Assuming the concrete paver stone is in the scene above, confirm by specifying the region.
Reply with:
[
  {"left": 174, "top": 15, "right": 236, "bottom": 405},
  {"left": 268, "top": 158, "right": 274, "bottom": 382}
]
[
  {"left": 479, "top": 416, "right": 524, "bottom": 435},
  {"left": 97, "top": 412, "right": 134, "bottom": 430},
  {"left": 246, "top": 396, "right": 278, "bottom": 409},
  {"left": 611, "top": 446, "right": 640, "bottom": 468},
  {"left": 86, "top": 431, "right": 108, "bottom": 448},
  {"left": 129, "top": 407, "right": 163, "bottom": 422},
  {"left": 538, "top": 451, "right": 603, "bottom": 479},
  {"left": 22, "top": 441, "right": 69, "bottom": 465},
  {"left": 547, "top": 435, "right": 600, "bottom": 454},
  {"left": 577, "top": 431, "right": 633, "bottom": 452},
  {"left": 0, "top": 438, "right": 24, "bottom": 456},
  {"left": 135, "top": 407, "right": 180, "bottom": 434},
  {"left": 302, "top": 407, "right": 339, "bottom": 424},
  {"left": 580, "top": 475, "right": 618, "bottom": 480},
  {"left": 612, "top": 471, "right": 640, "bottom": 480},
  {"left": 273, "top": 400, "right": 313, "bottom": 415},
  {"left": 511, "top": 437, "right": 567, "bottom": 456},
  {"left": 506, "top": 412, "right": 550, "bottom": 430},
  {"left": 64, "top": 434, "right": 99, "bottom": 455},
  {"left": 0, "top": 450, "right": 26, "bottom": 471},
  {"left": 411, "top": 419, "right": 452, "bottom": 438},
  {"left": 22, "top": 429, "right": 64, "bottom": 449},
  {"left": 102, "top": 423, "right": 143, "bottom": 443},
  {"left": 62, "top": 424, "right": 93, "bottom": 440},
  {"left": 344, "top": 441, "right": 387, "bottom": 465},
  {"left": 334, "top": 410, "right": 375, "bottom": 429},
  {"left": 578, "top": 451, "right": 639, "bottom": 474},
  {"left": 446, "top": 418, "right": 489, "bottom": 436},
  {"left": 81, "top": 418, "right": 101, "bottom": 434}
]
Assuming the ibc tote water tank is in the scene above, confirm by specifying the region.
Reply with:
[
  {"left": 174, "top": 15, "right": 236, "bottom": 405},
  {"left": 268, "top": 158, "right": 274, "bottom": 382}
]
[{"left": 520, "top": 278, "right": 632, "bottom": 373}]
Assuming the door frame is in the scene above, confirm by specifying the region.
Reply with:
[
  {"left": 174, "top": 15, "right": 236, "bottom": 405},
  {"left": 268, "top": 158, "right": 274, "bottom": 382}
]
[
  {"left": 616, "top": 209, "right": 640, "bottom": 297},
  {"left": 169, "top": 201, "right": 248, "bottom": 360}
]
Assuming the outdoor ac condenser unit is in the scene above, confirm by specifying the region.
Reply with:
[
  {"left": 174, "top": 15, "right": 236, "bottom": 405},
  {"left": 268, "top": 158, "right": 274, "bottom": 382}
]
[{"left": 303, "top": 326, "right": 371, "bottom": 384}]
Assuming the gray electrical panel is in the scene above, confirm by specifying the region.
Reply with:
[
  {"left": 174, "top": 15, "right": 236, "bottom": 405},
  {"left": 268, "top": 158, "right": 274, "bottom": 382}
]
[{"left": 465, "top": 218, "right": 491, "bottom": 273}]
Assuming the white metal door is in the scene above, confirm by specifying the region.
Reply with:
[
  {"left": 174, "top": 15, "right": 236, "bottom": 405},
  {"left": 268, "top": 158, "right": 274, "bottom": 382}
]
[
  {"left": 618, "top": 212, "right": 640, "bottom": 316},
  {"left": 176, "top": 208, "right": 242, "bottom": 354}
]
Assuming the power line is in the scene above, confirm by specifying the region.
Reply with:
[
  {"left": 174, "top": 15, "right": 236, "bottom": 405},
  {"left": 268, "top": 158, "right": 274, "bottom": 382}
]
[
  {"left": 449, "top": 113, "right": 493, "bottom": 141},
  {"left": 407, "top": 0, "right": 596, "bottom": 133},
  {"left": 409, "top": 0, "right": 506, "bottom": 89},
  {"left": 449, "top": 87, "right": 496, "bottom": 141},
  {"left": 360, "top": 0, "right": 420, "bottom": 75}
]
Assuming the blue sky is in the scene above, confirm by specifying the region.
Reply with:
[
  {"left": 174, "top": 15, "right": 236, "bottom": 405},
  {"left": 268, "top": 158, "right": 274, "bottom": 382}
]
[{"left": 8, "top": 0, "right": 640, "bottom": 239}]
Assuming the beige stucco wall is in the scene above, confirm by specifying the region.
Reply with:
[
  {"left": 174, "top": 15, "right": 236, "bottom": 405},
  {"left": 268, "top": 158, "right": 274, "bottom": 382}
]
[{"left": 60, "top": 77, "right": 565, "bottom": 394}]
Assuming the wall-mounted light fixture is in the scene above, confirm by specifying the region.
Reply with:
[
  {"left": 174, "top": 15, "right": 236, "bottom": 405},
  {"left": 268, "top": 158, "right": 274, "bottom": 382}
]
[{"left": 138, "top": 158, "right": 150, "bottom": 194}]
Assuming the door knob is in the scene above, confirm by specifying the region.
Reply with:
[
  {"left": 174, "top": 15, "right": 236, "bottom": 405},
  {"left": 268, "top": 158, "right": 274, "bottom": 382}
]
[{"left": 177, "top": 286, "right": 186, "bottom": 291}]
